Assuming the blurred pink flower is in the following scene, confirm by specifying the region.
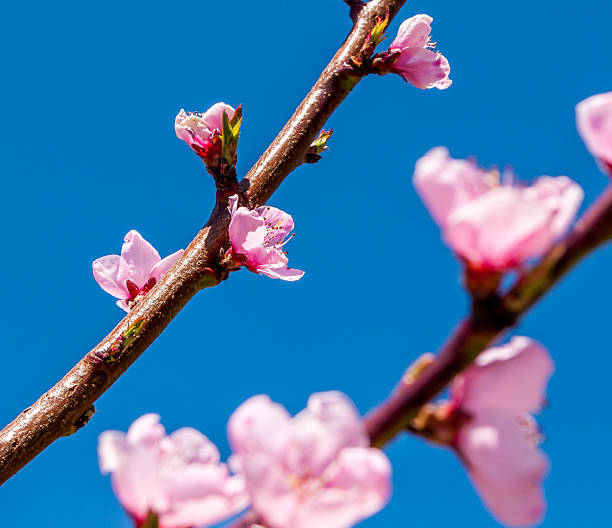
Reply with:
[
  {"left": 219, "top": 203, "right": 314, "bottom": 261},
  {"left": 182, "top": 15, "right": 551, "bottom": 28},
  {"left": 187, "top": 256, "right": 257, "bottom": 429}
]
[
  {"left": 389, "top": 14, "right": 451, "bottom": 89},
  {"left": 451, "top": 337, "right": 554, "bottom": 527},
  {"left": 175, "top": 102, "right": 235, "bottom": 157},
  {"left": 92, "top": 230, "right": 183, "bottom": 311},
  {"left": 228, "top": 195, "right": 304, "bottom": 281},
  {"left": 576, "top": 91, "right": 612, "bottom": 174},
  {"left": 227, "top": 391, "right": 391, "bottom": 528},
  {"left": 99, "top": 414, "right": 248, "bottom": 528},
  {"left": 413, "top": 147, "right": 583, "bottom": 269}
]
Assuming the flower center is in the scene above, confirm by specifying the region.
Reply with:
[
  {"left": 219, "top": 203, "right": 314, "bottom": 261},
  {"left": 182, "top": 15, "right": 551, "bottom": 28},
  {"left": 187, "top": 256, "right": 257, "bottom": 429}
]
[
  {"left": 287, "top": 473, "right": 324, "bottom": 502},
  {"left": 261, "top": 209, "right": 294, "bottom": 249},
  {"left": 125, "top": 278, "right": 157, "bottom": 304}
]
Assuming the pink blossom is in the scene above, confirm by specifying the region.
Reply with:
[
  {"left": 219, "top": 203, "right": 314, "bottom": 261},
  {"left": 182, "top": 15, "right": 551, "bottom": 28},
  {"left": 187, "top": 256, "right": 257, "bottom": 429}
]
[
  {"left": 228, "top": 195, "right": 304, "bottom": 281},
  {"left": 98, "top": 414, "right": 248, "bottom": 528},
  {"left": 576, "top": 91, "right": 612, "bottom": 174},
  {"left": 414, "top": 147, "right": 584, "bottom": 269},
  {"left": 227, "top": 391, "right": 392, "bottom": 528},
  {"left": 389, "top": 15, "right": 451, "bottom": 89},
  {"left": 451, "top": 337, "right": 554, "bottom": 527},
  {"left": 175, "top": 102, "right": 235, "bottom": 157},
  {"left": 93, "top": 230, "right": 183, "bottom": 311}
]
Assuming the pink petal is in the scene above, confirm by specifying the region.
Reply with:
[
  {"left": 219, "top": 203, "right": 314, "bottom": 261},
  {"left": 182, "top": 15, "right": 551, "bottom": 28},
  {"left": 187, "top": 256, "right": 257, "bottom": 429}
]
[
  {"left": 92, "top": 255, "right": 129, "bottom": 299},
  {"left": 127, "top": 413, "right": 166, "bottom": 446},
  {"left": 452, "top": 337, "right": 554, "bottom": 414},
  {"left": 228, "top": 206, "right": 268, "bottom": 255},
  {"left": 98, "top": 430, "right": 128, "bottom": 474},
  {"left": 201, "top": 102, "right": 236, "bottom": 134},
  {"left": 393, "top": 47, "right": 451, "bottom": 90},
  {"left": 238, "top": 453, "right": 299, "bottom": 528},
  {"left": 527, "top": 176, "right": 584, "bottom": 240},
  {"left": 160, "top": 465, "right": 248, "bottom": 528},
  {"left": 576, "top": 91, "right": 612, "bottom": 167},
  {"left": 295, "top": 447, "right": 391, "bottom": 528},
  {"left": 110, "top": 445, "right": 169, "bottom": 522},
  {"left": 470, "top": 472, "right": 546, "bottom": 528},
  {"left": 446, "top": 177, "right": 582, "bottom": 268},
  {"left": 227, "top": 395, "right": 292, "bottom": 457},
  {"left": 254, "top": 204, "right": 295, "bottom": 246},
  {"left": 117, "top": 230, "right": 161, "bottom": 289},
  {"left": 458, "top": 409, "right": 549, "bottom": 527},
  {"left": 150, "top": 249, "right": 184, "bottom": 282},
  {"left": 175, "top": 109, "right": 213, "bottom": 150},
  {"left": 390, "top": 14, "right": 433, "bottom": 49},
  {"left": 167, "top": 427, "right": 220, "bottom": 465},
  {"left": 228, "top": 194, "right": 240, "bottom": 216},
  {"left": 413, "top": 147, "right": 492, "bottom": 226},
  {"left": 257, "top": 263, "right": 305, "bottom": 282},
  {"left": 282, "top": 391, "right": 368, "bottom": 477},
  {"left": 246, "top": 246, "right": 305, "bottom": 281}
]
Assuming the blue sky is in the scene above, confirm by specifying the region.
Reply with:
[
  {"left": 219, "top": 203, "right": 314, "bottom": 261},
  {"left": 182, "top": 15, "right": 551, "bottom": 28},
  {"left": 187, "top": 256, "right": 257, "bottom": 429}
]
[{"left": 1, "top": 0, "right": 610, "bottom": 526}]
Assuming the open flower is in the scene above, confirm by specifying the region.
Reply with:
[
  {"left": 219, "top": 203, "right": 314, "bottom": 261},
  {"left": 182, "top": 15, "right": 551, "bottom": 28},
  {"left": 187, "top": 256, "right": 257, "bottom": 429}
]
[
  {"left": 413, "top": 147, "right": 583, "bottom": 269},
  {"left": 227, "top": 195, "right": 304, "bottom": 281},
  {"left": 175, "top": 102, "right": 235, "bottom": 158},
  {"left": 576, "top": 91, "right": 612, "bottom": 175},
  {"left": 99, "top": 414, "right": 248, "bottom": 528},
  {"left": 227, "top": 391, "right": 391, "bottom": 528},
  {"left": 451, "top": 337, "right": 554, "bottom": 527},
  {"left": 388, "top": 14, "right": 451, "bottom": 89},
  {"left": 93, "top": 230, "right": 183, "bottom": 311}
]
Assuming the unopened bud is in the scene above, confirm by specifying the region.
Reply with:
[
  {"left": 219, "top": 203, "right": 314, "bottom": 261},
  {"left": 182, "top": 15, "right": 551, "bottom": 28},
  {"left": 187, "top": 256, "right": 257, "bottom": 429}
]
[{"left": 304, "top": 129, "right": 333, "bottom": 163}]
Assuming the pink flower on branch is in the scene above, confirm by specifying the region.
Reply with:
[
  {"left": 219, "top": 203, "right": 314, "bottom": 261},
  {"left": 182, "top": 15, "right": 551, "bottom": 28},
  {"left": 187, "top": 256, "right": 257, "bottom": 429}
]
[
  {"left": 98, "top": 414, "right": 248, "bottom": 528},
  {"left": 451, "top": 337, "right": 554, "bottom": 527},
  {"left": 93, "top": 230, "right": 183, "bottom": 311},
  {"left": 227, "top": 391, "right": 392, "bottom": 528},
  {"left": 227, "top": 195, "right": 304, "bottom": 281},
  {"left": 175, "top": 102, "right": 235, "bottom": 159},
  {"left": 388, "top": 15, "right": 451, "bottom": 89},
  {"left": 414, "top": 147, "right": 583, "bottom": 270},
  {"left": 576, "top": 91, "right": 612, "bottom": 175}
]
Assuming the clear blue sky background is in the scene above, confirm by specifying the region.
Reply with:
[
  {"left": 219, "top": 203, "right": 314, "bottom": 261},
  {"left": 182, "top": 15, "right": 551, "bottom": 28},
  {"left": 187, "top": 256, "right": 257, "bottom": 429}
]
[{"left": 1, "top": 0, "right": 610, "bottom": 526}]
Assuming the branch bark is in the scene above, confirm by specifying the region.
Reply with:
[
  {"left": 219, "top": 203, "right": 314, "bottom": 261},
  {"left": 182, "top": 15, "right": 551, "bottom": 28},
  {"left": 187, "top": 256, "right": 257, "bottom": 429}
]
[
  {"left": 0, "top": 0, "right": 408, "bottom": 486},
  {"left": 343, "top": 0, "right": 366, "bottom": 23},
  {"left": 366, "top": 185, "right": 612, "bottom": 447}
]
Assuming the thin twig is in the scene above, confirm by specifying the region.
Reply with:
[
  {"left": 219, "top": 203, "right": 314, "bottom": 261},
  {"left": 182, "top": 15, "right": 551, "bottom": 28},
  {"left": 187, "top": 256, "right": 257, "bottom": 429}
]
[{"left": 0, "top": 0, "right": 408, "bottom": 486}]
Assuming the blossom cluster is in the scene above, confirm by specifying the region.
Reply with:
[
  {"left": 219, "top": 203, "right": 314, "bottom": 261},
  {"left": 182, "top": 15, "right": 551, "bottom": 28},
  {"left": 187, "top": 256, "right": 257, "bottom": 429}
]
[
  {"left": 87, "top": 6, "right": 612, "bottom": 528},
  {"left": 100, "top": 392, "right": 391, "bottom": 528},
  {"left": 99, "top": 337, "right": 553, "bottom": 528}
]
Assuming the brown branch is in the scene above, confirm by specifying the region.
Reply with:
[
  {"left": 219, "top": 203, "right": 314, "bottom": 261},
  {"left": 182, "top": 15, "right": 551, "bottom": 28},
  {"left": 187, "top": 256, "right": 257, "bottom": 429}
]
[
  {"left": 343, "top": 0, "right": 366, "bottom": 23},
  {"left": 366, "top": 185, "right": 612, "bottom": 447},
  {"left": 0, "top": 0, "right": 408, "bottom": 486}
]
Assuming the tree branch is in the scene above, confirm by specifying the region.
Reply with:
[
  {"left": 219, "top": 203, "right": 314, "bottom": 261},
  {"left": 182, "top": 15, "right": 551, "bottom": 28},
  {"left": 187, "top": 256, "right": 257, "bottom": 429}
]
[
  {"left": 343, "top": 0, "right": 366, "bottom": 23},
  {"left": 0, "top": 0, "right": 409, "bottom": 486},
  {"left": 366, "top": 185, "right": 612, "bottom": 447}
]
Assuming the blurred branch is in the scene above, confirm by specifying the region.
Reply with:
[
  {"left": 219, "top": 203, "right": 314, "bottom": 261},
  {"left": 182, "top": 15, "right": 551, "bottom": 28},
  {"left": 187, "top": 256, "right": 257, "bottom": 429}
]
[
  {"left": 366, "top": 185, "right": 612, "bottom": 447},
  {"left": 218, "top": 186, "right": 612, "bottom": 527},
  {"left": 0, "top": 0, "right": 409, "bottom": 486}
]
